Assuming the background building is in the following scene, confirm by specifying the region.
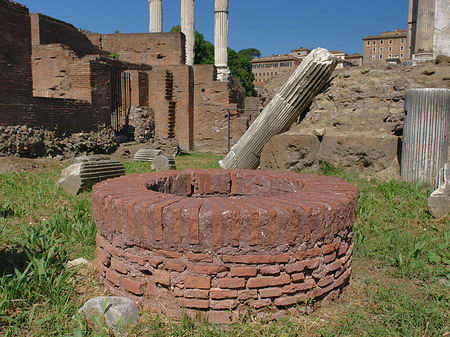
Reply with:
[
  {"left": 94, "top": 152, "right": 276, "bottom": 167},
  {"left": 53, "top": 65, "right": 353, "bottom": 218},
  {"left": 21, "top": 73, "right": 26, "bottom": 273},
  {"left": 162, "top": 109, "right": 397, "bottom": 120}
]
[
  {"left": 362, "top": 29, "right": 408, "bottom": 65},
  {"left": 251, "top": 52, "right": 303, "bottom": 87}
]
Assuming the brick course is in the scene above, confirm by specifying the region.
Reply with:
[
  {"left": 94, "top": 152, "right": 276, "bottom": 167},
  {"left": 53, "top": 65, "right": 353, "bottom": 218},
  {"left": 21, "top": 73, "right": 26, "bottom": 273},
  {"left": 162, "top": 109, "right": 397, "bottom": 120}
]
[{"left": 93, "top": 169, "right": 357, "bottom": 322}]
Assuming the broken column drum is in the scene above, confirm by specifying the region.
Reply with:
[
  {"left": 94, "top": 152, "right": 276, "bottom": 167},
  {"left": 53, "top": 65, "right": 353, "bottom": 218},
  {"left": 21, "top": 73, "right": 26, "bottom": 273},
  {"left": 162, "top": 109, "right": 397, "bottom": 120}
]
[
  {"left": 149, "top": 0, "right": 163, "bottom": 33},
  {"left": 93, "top": 169, "right": 357, "bottom": 323},
  {"left": 220, "top": 48, "right": 337, "bottom": 170},
  {"left": 401, "top": 88, "right": 450, "bottom": 183}
]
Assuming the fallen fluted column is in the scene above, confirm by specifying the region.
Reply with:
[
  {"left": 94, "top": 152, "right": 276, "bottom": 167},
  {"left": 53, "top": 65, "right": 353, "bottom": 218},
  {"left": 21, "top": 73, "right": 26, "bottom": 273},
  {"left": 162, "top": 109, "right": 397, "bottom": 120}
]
[
  {"left": 219, "top": 48, "right": 337, "bottom": 169},
  {"left": 401, "top": 88, "right": 450, "bottom": 183}
]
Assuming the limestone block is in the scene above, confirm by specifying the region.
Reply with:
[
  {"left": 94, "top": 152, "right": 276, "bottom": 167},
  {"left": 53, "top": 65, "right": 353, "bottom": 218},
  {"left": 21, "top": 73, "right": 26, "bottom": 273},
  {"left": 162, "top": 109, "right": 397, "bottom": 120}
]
[
  {"left": 133, "top": 149, "right": 162, "bottom": 162},
  {"left": 260, "top": 131, "right": 398, "bottom": 173},
  {"left": 58, "top": 159, "right": 125, "bottom": 194},
  {"left": 220, "top": 48, "right": 337, "bottom": 169},
  {"left": 77, "top": 296, "right": 139, "bottom": 333},
  {"left": 260, "top": 133, "right": 320, "bottom": 170},
  {"left": 428, "top": 164, "right": 450, "bottom": 218},
  {"left": 318, "top": 134, "right": 398, "bottom": 172},
  {"left": 151, "top": 155, "right": 176, "bottom": 171}
]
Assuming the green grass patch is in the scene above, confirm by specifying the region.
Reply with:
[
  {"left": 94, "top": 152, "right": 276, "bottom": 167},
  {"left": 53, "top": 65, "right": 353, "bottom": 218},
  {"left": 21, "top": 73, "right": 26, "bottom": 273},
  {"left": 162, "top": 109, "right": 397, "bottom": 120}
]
[{"left": 0, "top": 157, "right": 449, "bottom": 336}]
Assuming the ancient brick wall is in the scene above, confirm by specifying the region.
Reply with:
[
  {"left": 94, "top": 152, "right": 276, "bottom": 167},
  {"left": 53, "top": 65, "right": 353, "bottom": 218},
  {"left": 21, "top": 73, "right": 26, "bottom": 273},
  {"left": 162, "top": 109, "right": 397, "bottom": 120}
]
[
  {"left": 30, "top": 13, "right": 104, "bottom": 58},
  {"left": 93, "top": 170, "right": 357, "bottom": 323},
  {"left": 0, "top": 0, "right": 33, "bottom": 99},
  {"left": 127, "top": 71, "right": 150, "bottom": 107},
  {"left": 31, "top": 97, "right": 110, "bottom": 132},
  {"left": 193, "top": 65, "right": 247, "bottom": 154},
  {"left": 0, "top": 0, "right": 33, "bottom": 122},
  {"left": 149, "top": 65, "right": 193, "bottom": 151},
  {"left": 32, "top": 44, "right": 78, "bottom": 98},
  {"left": 87, "top": 33, "right": 185, "bottom": 67}
]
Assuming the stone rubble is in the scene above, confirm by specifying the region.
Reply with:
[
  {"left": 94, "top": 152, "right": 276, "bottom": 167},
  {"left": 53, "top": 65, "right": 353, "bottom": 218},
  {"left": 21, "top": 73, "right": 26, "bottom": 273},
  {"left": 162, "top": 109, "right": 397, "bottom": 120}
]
[
  {"left": 0, "top": 125, "right": 119, "bottom": 158},
  {"left": 259, "top": 61, "right": 450, "bottom": 174}
]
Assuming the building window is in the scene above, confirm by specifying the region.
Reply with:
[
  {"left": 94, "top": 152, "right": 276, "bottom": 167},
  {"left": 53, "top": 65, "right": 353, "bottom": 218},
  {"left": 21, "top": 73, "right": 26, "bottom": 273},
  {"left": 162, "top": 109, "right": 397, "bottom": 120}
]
[
  {"left": 366, "top": 41, "right": 370, "bottom": 46},
  {"left": 401, "top": 38, "right": 405, "bottom": 43},
  {"left": 380, "top": 40, "right": 384, "bottom": 45},
  {"left": 400, "top": 46, "right": 404, "bottom": 51},
  {"left": 389, "top": 39, "right": 393, "bottom": 44},
  {"left": 388, "top": 46, "right": 392, "bottom": 52},
  {"left": 380, "top": 47, "right": 383, "bottom": 52},
  {"left": 372, "top": 54, "right": 376, "bottom": 60},
  {"left": 372, "top": 47, "right": 376, "bottom": 53},
  {"left": 388, "top": 53, "right": 392, "bottom": 58},
  {"left": 380, "top": 54, "right": 383, "bottom": 60},
  {"left": 373, "top": 40, "right": 376, "bottom": 45},
  {"left": 401, "top": 53, "right": 404, "bottom": 58}
]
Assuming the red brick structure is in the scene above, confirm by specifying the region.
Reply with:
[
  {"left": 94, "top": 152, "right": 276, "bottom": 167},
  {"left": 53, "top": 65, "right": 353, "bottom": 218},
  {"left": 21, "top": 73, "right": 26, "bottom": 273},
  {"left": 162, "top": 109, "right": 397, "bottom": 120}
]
[
  {"left": 1, "top": 0, "right": 246, "bottom": 152},
  {"left": 93, "top": 170, "right": 357, "bottom": 323},
  {"left": 0, "top": 1, "right": 135, "bottom": 133}
]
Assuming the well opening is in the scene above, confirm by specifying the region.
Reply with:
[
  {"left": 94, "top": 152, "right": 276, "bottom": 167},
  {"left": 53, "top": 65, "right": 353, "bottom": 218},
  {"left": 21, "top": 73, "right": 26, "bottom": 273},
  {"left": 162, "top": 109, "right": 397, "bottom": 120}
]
[{"left": 93, "top": 169, "right": 358, "bottom": 323}]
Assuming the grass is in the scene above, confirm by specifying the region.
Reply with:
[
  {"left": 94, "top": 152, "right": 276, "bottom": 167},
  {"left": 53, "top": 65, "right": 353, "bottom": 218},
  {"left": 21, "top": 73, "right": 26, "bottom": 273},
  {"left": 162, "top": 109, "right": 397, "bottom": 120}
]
[{"left": 0, "top": 153, "right": 449, "bottom": 336}]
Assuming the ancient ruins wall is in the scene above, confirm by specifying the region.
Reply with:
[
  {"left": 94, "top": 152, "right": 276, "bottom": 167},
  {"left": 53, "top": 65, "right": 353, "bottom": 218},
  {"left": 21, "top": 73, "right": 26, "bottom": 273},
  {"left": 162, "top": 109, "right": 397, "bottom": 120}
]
[
  {"left": 192, "top": 65, "right": 247, "bottom": 154},
  {"left": 30, "top": 13, "right": 103, "bottom": 57},
  {"left": 0, "top": 1, "right": 111, "bottom": 132},
  {"left": 93, "top": 170, "right": 357, "bottom": 323},
  {"left": 0, "top": 0, "right": 33, "bottom": 121},
  {"left": 32, "top": 44, "right": 78, "bottom": 98},
  {"left": 32, "top": 98, "right": 110, "bottom": 132},
  {"left": 148, "top": 65, "right": 193, "bottom": 151},
  {"left": 87, "top": 32, "right": 186, "bottom": 67}
]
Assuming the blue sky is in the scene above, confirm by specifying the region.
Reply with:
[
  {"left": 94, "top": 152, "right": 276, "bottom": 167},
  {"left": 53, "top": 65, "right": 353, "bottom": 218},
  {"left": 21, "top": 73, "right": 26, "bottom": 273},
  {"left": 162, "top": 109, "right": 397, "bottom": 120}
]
[{"left": 18, "top": 0, "right": 408, "bottom": 56}]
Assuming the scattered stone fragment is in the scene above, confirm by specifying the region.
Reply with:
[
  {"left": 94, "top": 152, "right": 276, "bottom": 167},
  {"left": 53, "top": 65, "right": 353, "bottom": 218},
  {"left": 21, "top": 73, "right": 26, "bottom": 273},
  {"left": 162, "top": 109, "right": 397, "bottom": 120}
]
[
  {"left": 151, "top": 155, "right": 176, "bottom": 171},
  {"left": 428, "top": 163, "right": 450, "bottom": 218},
  {"left": 57, "top": 157, "right": 125, "bottom": 194},
  {"left": 77, "top": 296, "right": 139, "bottom": 333},
  {"left": 134, "top": 149, "right": 162, "bottom": 162},
  {"left": 66, "top": 258, "right": 89, "bottom": 268}
]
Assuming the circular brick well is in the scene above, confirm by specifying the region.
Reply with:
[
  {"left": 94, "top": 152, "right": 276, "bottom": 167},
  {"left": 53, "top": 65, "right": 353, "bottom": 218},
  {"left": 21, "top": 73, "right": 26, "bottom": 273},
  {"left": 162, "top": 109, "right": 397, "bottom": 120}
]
[{"left": 93, "top": 169, "right": 357, "bottom": 323}]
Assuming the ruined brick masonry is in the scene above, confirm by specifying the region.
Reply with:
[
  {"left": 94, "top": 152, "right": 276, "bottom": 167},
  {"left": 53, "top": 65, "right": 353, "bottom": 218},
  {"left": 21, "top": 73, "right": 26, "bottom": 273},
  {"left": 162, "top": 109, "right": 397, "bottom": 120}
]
[
  {"left": 1, "top": 0, "right": 246, "bottom": 153},
  {"left": 93, "top": 170, "right": 357, "bottom": 323}
]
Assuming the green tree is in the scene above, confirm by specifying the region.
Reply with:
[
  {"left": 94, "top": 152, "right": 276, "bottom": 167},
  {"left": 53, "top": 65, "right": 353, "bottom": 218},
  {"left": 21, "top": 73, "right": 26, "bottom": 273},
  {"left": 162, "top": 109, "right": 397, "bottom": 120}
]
[
  {"left": 237, "top": 48, "right": 261, "bottom": 62},
  {"left": 170, "top": 25, "right": 255, "bottom": 96},
  {"left": 228, "top": 48, "right": 255, "bottom": 96}
]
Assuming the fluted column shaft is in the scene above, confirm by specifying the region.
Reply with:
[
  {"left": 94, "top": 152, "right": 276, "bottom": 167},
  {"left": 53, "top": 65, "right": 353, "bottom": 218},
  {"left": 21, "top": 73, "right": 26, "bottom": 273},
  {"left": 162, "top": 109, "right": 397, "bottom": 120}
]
[
  {"left": 401, "top": 88, "right": 450, "bottom": 183},
  {"left": 214, "top": 0, "right": 230, "bottom": 81},
  {"left": 415, "top": 0, "right": 435, "bottom": 55},
  {"left": 149, "top": 0, "right": 163, "bottom": 33},
  {"left": 181, "top": 0, "right": 195, "bottom": 65},
  {"left": 219, "top": 48, "right": 337, "bottom": 170}
]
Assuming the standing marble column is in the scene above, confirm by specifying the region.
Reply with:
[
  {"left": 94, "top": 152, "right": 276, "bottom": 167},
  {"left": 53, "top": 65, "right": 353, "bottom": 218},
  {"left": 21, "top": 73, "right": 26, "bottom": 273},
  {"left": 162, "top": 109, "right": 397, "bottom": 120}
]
[
  {"left": 181, "top": 0, "right": 195, "bottom": 65},
  {"left": 149, "top": 0, "right": 163, "bottom": 33},
  {"left": 413, "top": 0, "right": 435, "bottom": 61},
  {"left": 214, "top": 0, "right": 230, "bottom": 81},
  {"left": 406, "top": 0, "right": 418, "bottom": 60}
]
